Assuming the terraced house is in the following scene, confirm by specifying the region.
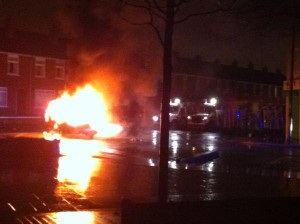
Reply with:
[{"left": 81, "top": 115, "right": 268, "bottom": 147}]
[
  {"left": 0, "top": 27, "right": 67, "bottom": 122},
  {"left": 172, "top": 55, "right": 285, "bottom": 140}
]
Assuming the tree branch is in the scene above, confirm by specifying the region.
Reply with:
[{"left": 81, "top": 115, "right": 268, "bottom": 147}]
[{"left": 174, "top": 0, "right": 238, "bottom": 24}]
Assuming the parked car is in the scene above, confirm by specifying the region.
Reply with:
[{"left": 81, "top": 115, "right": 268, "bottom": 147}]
[{"left": 186, "top": 113, "right": 210, "bottom": 130}]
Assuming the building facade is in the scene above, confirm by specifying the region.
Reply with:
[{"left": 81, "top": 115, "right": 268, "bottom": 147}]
[
  {"left": 0, "top": 28, "right": 67, "bottom": 118},
  {"left": 172, "top": 55, "right": 285, "bottom": 140}
]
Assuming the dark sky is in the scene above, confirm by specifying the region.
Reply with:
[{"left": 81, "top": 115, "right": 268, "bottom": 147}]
[
  {"left": 172, "top": 2, "right": 292, "bottom": 73},
  {"left": 174, "top": 19, "right": 290, "bottom": 72},
  {"left": 0, "top": 0, "right": 56, "bottom": 33},
  {"left": 0, "top": 0, "right": 291, "bottom": 73}
]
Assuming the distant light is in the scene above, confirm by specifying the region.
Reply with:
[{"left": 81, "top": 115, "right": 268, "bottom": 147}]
[
  {"left": 290, "top": 118, "right": 293, "bottom": 132},
  {"left": 210, "top": 98, "right": 217, "bottom": 105},
  {"left": 207, "top": 145, "right": 214, "bottom": 151},
  {"left": 170, "top": 98, "right": 181, "bottom": 106},
  {"left": 152, "top": 115, "right": 159, "bottom": 122},
  {"left": 204, "top": 97, "right": 217, "bottom": 107},
  {"left": 148, "top": 159, "right": 155, "bottom": 166},
  {"left": 237, "top": 111, "right": 240, "bottom": 120}
]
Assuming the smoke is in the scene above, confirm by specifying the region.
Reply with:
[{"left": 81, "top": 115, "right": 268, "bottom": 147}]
[{"left": 56, "top": 0, "right": 162, "bottom": 107}]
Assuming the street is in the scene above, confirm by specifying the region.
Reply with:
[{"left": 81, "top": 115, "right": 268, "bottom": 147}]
[{"left": 1, "top": 129, "right": 300, "bottom": 216}]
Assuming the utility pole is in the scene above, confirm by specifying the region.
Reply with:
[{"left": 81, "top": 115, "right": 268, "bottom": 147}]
[
  {"left": 288, "top": 1, "right": 296, "bottom": 145},
  {"left": 158, "top": 0, "right": 175, "bottom": 203}
]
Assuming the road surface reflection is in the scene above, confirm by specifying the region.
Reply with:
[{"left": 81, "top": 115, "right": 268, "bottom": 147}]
[{"left": 54, "top": 137, "right": 158, "bottom": 209}]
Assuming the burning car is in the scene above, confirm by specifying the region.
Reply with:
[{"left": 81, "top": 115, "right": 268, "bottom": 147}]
[{"left": 44, "top": 84, "right": 123, "bottom": 139}]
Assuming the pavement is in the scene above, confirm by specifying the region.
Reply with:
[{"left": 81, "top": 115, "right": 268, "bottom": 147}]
[
  {"left": 2, "top": 136, "right": 300, "bottom": 224},
  {"left": 1, "top": 208, "right": 121, "bottom": 224}
]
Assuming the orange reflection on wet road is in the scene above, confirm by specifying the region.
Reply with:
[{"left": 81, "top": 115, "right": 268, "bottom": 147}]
[
  {"left": 50, "top": 211, "right": 95, "bottom": 224},
  {"left": 59, "top": 138, "right": 109, "bottom": 157},
  {"left": 55, "top": 139, "right": 107, "bottom": 196},
  {"left": 57, "top": 156, "right": 99, "bottom": 193}
]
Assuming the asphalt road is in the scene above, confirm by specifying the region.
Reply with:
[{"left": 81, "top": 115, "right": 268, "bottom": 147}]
[{"left": 1, "top": 130, "right": 300, "bottom": 216}]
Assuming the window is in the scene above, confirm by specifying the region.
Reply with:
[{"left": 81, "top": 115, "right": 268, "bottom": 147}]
[
  {"left": 35, "top": 57, "right": 46, "bottom": 78},
  {"left": 55, "top": 59, "right": 65, "bottom": 80},
  {"left": 7, "top": 54, "right": 19, "bottom": 76},
  {"left": 0, "top": 87, "right": 8, "bottom": 107},
  {"left": 34, "top": 89, "right": 56, "bottom": 109}
]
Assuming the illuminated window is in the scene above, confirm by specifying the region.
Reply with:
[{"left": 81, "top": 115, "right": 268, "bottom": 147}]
[
  {"left": 7, "top": 54, "right": 19, "bottom": 76},
  {"left": 0, "top": 87, "right": 8, "bottom": 107},
  {"left": 55, "top": 59, "right": 65, "bottom": 80},
  {"left": 35, "top": 57, "right": 46, "bottom": 78},
  {"left": 34, "top": 89, "right": 56, "bottom": 109}
]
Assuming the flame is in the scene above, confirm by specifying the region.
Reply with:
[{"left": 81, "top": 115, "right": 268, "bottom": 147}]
[{"left": 45, "top": 84, "right": 122, "bottom": 138}]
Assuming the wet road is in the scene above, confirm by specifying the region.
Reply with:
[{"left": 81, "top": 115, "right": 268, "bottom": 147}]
[{"left": 1, "top": 130, "right": 300, "bottom": 215}]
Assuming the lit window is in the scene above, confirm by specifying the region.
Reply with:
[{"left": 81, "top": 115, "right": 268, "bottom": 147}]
[
  {"left": 55, "top": 60, "right": 65, "bottom": 80},
  {"left": 34, "top": 89, "right": 56, "bottom": 109},
  {"left": 7, "top": 54, "right": 19, "bottom": 76},
  {"left": 35, "top": 57, "right": 46, "bottom": 78},
  {"left": 0, "top": 87, "right": 8, "bottom": 107}
]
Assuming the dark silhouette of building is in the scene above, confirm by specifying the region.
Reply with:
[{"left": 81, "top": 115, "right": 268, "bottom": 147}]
[{"left": 172, "top": 55, "right": 285, "bottom": 140}]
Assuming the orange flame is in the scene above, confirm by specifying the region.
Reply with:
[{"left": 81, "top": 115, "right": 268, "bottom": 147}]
[{"left": 45, "top": 84, "right": 122, "bottom": 138}]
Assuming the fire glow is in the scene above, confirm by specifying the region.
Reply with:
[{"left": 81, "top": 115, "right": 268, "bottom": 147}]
[{"left": 45, "top": 84, "right": 123, "bottom": 138}]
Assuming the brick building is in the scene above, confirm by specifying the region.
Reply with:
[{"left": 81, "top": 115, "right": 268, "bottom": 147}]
[
  {"left": 0, "top": 28, "right": 67, "bottom": 119},
  {"left": 0, "top": 28, "right": 68, "bottom": 131}
]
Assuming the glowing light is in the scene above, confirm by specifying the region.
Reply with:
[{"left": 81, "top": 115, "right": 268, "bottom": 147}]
[
  {"left": 152, "top": 130, "right": 158, "bottom": 146},
  {"left": 290, "top": 118, "right": 293, "bottom": 132},
  {"left": 51, "top": 211, "right": 94, "bottom": 224},
  {"left": 148, "top": 159, "right": 155, "bottom": 166},
  {"left": 57, "top": 156, "right": 98, "bottom": 192},
  {"left": 56, "top": 139, "right": 103, "bottom": 193},
  {"left": 207, "top": 145, "right": 214, "bottom": 151},
  {"left": 207, "top": 162, "right": 214, "bottom": 172},
  {"left": 7, "top": 203, "right": 16, "bottom": 212},
  {"left": 171, "top": 141, "right": 178, "bottom": 154},
  {"left": 45, "top": 84, "right": 122, "bottom": 138},
  {"left": 59, "top": 138, "right": 101, "bottom": 157},
  {"left": 152, "top": 115, "right": 159, "bottom": 122},
  {"left": 204, "top": 97, "right": 217, "bottom": 107},
  {"left": 170, "top": 98, "right": 180, "bottom": 106},
  {"left": 170, "top": 133, "right": 179, "bottom": 141},
  {"left": 169, "top": 161, "right": 178, "bottom": 169}
]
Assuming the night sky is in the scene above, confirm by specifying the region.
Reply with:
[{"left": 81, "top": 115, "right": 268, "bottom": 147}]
[{"left": 0, "top": 0, "right": 291, "bottom": 74}]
